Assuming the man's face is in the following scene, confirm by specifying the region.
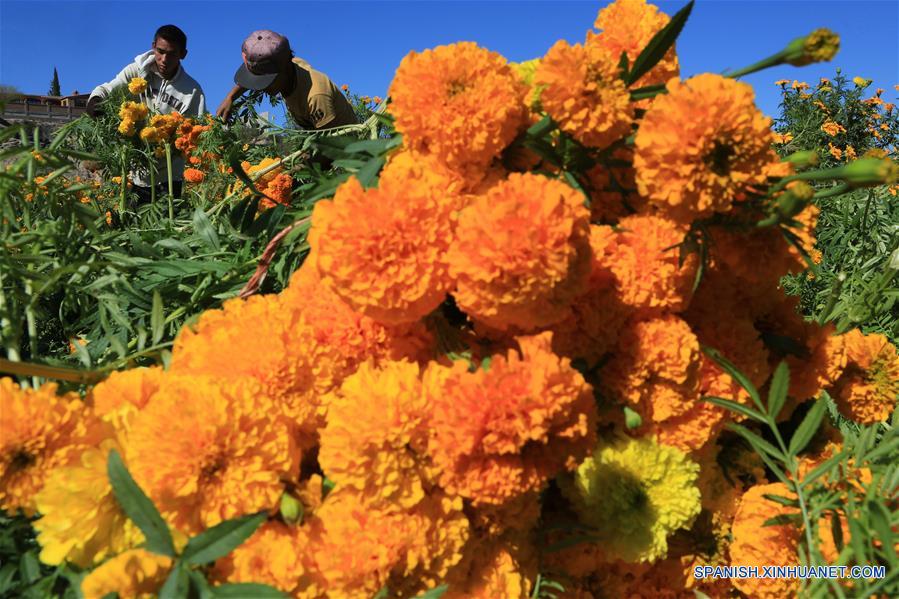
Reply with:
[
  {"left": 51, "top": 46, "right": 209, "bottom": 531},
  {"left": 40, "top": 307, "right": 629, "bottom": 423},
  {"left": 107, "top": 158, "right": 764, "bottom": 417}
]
[{"left": 152, "top": 37, "right": 186, "bottom": 80}]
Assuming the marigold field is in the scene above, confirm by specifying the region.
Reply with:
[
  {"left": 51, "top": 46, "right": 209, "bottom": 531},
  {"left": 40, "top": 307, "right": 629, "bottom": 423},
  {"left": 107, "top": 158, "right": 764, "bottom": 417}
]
[{"left": 1, "top": 1, "right": 898, "bottom": 598}]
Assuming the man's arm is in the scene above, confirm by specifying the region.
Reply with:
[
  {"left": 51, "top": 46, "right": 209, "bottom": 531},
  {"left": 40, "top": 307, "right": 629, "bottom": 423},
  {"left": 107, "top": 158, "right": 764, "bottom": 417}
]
[
  {"left": 216, "top": 84, "right": 246, "bottom": 121},
  {"left": 86, "top": 62, "right": 141, "bottom": 117}
]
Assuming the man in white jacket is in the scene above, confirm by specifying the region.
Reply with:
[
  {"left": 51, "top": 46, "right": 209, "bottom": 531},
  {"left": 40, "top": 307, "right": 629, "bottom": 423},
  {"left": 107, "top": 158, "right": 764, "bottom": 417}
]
[{"left": 87, "top": 25, "right": 206, "bottom": 199}]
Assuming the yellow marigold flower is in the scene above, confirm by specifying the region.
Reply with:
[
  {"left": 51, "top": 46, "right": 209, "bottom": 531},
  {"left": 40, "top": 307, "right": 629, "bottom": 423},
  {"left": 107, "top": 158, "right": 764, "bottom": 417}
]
[
  {"left": 853, "top": 76, "right": 870, "bottom": 87},
  {"left": 560, "top": 436, "right": 701, "bottom": 563},
  {"left": 602, "top": 315, "right": 702, "bottom": 425},
  {"left": 730, "top": 483, "right": 800, "bottom": 598},
  {"left": 425, "top": 332, "right": 596, "bottom": 505},
  {"left": 319, "top": 360, "right": 433, "bottom": 510},
  {"left": 389, "top": 42, "right": 526, "bottom": 178},
  {"left": 772, "top": 131, "right": 794, "bottom": 144},
  {"left": 449, "top": 173, "right": 592, "bottom": 331},
  {"left": 126, "top": 376, "right": 298, "bottom": 534},
  {"left": 139, "top": 126, "right": 159, "bottom": 143},
  {"left": 635, "top": 74, "right": 773, "bottom": 223},
  {"left": 587, "top": 0, "right": 679, "bottom": 88},
  {"left": 0, "top": 379, "right": 102, "bottom": 515},
  {"left": 34, "top": 440, "right": 143, "bottom": 567},
  {"left": 784, "top": 28, "right": 840, "bottom": 66},
  {"left": 510, "top": 58, "right": 543, "bottom": 111},
  {"left": 127, "top": 77, "right": 147, "bottom": 95},
  {"left": 845, "top": 145, "right": 857, "bottom": 160},
  {"left": 821, "top": 119, "right": 845, "bottom": 136},
  {"left": 212, "top": 520, "right": 320, "bottom": 596},
  {"left": 832, "top": 330, "right": 898, "bottom": 423},
  {"left": 117, "top": 118, "right": 136, "bottom": 137},
  {"left": 313, "top": 488, "right": 468, "bottom": 597},
  {"left": 774, "top": 79, "right": 790, "bottom": 87},
  {"left": 80, "top": 548, "right": 172, "bottom": 599},
  {"left": 88, "top": 367, "right": 164, "bottom": 433},
  {"left": 550, "top": 225, "right": 631, "bottom": 366},
  {"left": 309, "top": 152, "right": 464, "bottom": 325},
  {"left": 600, "top": 214, "right": 698, "bottom": 314},
  {"left": 535, "top": 40, "right": 634, "bottom": 150}
]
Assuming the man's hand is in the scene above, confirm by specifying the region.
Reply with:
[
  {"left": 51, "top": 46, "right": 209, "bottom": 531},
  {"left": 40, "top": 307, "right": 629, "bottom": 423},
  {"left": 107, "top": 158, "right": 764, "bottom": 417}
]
[
  {"left": 85, "top": 96, "right": 101, "bottom": 118},
  {"left": 216, "top": 96, "right": 235, "bottom": 121}
]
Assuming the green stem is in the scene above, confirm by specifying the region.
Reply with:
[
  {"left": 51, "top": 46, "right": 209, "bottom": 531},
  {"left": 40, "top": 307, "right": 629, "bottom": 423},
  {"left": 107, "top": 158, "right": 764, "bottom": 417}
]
[
  {"left": 23, "top": 278, "right": 39, "bottom": 388},
  {"left": 119, "top": 158, "right": 127, "bottom": 214},
  {"left": 812, "top": 183, "right": 850, "bottom": 200},
  {"left": 725, "top": 49, "right": 788, "bottom": 80},
  {"left": 0, "top": 270, "right": 24, "bottom": 385},
  {"left": 165, "top": 142, "right": 174, "bottom": 220}
]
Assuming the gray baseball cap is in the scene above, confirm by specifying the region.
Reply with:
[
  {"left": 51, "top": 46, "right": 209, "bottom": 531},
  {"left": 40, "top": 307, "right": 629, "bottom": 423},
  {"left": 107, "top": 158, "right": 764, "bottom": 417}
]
[{"left": 234, "top": 30, "right": 291, "bottom": 90}]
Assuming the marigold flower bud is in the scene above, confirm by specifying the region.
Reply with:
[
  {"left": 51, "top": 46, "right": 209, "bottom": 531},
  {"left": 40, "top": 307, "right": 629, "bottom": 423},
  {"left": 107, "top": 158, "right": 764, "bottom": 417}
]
[
  {"left": 840, "top": 157, "right": 899, "bottom": 188},
  {"left": 279, "top": 493, "right": 304, "bottom": 524},
  {"left": 784, "top": 150, "right": 819, "bottom": 169},
  {"left": 783, "top": 28, "right": 839, "bottom": 66}
]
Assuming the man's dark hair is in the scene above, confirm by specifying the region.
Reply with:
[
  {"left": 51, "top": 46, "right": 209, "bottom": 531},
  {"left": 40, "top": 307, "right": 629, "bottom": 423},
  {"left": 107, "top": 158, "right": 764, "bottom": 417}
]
[{"left": 154, "top": 25, "right": 187, "bottom": 51}]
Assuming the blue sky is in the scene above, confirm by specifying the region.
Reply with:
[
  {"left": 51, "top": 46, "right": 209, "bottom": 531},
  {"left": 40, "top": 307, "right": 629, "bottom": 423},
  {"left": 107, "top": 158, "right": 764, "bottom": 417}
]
[{"left": 1, "top": 0, "right": 897, "bottom": 121}]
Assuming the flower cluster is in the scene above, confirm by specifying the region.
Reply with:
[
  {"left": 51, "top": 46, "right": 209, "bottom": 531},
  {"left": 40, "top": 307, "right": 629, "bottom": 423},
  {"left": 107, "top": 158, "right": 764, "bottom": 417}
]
[
  {"left": 3, "top": 1, "right": 895, "bottom": 598},
  {"left": 117, "top": 101, "right": 149, "bottom": 137}
]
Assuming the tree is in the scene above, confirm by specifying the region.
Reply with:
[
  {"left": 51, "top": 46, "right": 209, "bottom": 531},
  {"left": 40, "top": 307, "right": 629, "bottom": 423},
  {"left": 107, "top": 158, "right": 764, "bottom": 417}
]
[{"left": 48, "top": 67, "right": 61, "bottom": 97}]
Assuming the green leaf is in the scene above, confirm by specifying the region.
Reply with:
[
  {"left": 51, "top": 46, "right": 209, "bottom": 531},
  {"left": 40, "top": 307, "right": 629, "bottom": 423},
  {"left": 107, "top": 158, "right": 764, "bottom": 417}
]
[
  {"left": 211, "top": 583, "right": 287, "bottom": 598},
  {"left": 158, "top": 564, "right": 189, "bottom": 599},
  {"left": 192, "top": 208, "right": 221, "bottom": 252},
  {"left": 701, "top": 345, "right": 764, "bottom": 412},
  {"left": 867, "top": 500, "right": 896, "bottom": 566},
  {"left": 19, "top": 551, "right": 40, "bottom": 584},
  {"left": 182, "top": 511, "right": 267, "bottom": 565},
  {"left": 703, "top": 395, "right": 766, "bottom": 422},
  {"left": 788, "top": 398, "right": 827, "bottom": 456},
  {"left": 414, "top": 585, "right": 450, "bottom": 599},
  {"left": 355, "top": 155, "right": 385, "bottom": 188},
  {"left": 762, "top": 493, "right": 798, "bottom": 507},
  {"left": 763, "top": 514, "right": 799, "bottom": 527},
  {"left": 527, "top": 115, "right": 556, "bottom": 138},
  {"left": 187, "top": 570, "right": 215, "bottom": 599},
  {"left": 767, "top": 361, "right": 791, "bottom": 420},
  {"left": 107, "top": 449, "right": 175, "bottom": 557},
  {"left": 727, "top": 422, "right": 787, "bottom": 462},
  {"left": 800, "top": 449, "right": 844, "bottom": 489},
  {"left": 151, "top": 290, "right": 164, "bottom": 345},
  {"left": 626, "top": 0, "right": 694, "bottom": 86}
]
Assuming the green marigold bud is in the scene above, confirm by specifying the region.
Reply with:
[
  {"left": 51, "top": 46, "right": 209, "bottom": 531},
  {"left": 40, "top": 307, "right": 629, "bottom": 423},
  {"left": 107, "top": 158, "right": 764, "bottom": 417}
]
[
  {"left": 784, "top": 28, "right": 840, "bottom": 66},
  {"left": 784, "top": 150, "right": 819, "bottom": 169},
  {"left": 758, "top": 181, "right": 815, "bottom": 227},
  {"left": 279, "top": 492, "right": 304, "bottom": 524},
  {"left": 841, "top": 157, "right": 899, "bottom": 188}
]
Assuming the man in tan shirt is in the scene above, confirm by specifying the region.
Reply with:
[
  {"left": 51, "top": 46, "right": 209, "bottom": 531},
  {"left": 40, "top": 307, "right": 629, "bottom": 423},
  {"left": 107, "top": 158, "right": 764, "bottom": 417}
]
[{"left": 216, "top": 30, "right": 357, "bottom": 130}]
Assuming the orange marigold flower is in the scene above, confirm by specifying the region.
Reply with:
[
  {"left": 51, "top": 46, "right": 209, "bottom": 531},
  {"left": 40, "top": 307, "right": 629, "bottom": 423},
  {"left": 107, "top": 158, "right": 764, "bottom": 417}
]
[
  {"left": 80, "top": 548, "right": 172, "bottom": 599},
  {"left": 599, "top": 214, "right": 698, "bottom": 314},
  {"left": 772, "top": 131, "right": 794, "bottom": 144},
  {"left": 212, "top": 520, "right": 320, "bottom": 596},
  {"left": 0, "top": 379, "right": 102, "bottom": 515},
  {"left": 319, "top": 360, "right": 434, "bottom": 510},
  {"left": 170, "top": 294, "right": 322, "bottom": 444},
  {"left": 602, "top": 315, "right": 702, "bottom": 425},
  {"left": 183, "top": 167, "right": 205, "bottom": 183},
  {"left": 425, "top": 332, "right": 596, "bottom": 504},
  {"left": 730, "top": 483, "right": 800, "bottom": 598},
  {"left": 635, "top": 74, "right": 774, "bottom": 223},
  {"left": 88, "top": 366, "right": 164, "bottom": 433},
  {"left": 821, "top": 120, "right": 845, "bottom": 136},
  {"left": 535, "top": 40, "right": 634, "bottom": 150},
  {"left": 313, "top": 488, "right": 469, "bottom": 597},
  {"left": 310, "top": 152, "right": 464, "bottom": 325},
  {"left": 828, "top": 142, "right": 843, "bottom": 160},
  {"left": 280, "top": 260, "right": 434, "bottom": 395},
  {"left": 444, "top": 539, "right": 536, "bottom": 599},
  {"left": 586, "top": 0, "right": 679, "bottom": 89},
  {"left": 550, "top": 224, "right": 631, "bottom": 367},
  {"left": 832, "top": 330, "right": 898, "bottom": 423},
  {"left": 126, "top": 376, "right": 298, "bottom": 534},
  {"left": 389, "top": 42, "right": 526, "bottom": 178},
  {"left": 449, "top": 173, "right": 592, "bottom": 331}
]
